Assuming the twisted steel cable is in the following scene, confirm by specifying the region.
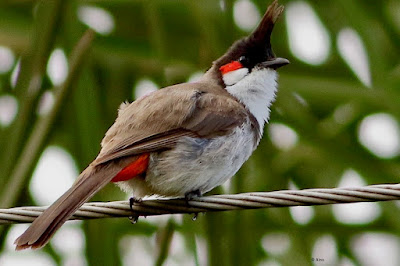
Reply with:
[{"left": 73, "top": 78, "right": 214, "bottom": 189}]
[{"left": 1, "top": 183, "right": 399, "bottom": 225}]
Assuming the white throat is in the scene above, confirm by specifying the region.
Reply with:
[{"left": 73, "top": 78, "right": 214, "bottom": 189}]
[{"left": 225, "top": 68, "right": 278, "bottom": 133}]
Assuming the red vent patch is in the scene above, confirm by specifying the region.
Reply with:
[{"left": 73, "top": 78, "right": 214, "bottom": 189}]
[{"left": 111, "top": 153, "right": 150, "bottom": 182}]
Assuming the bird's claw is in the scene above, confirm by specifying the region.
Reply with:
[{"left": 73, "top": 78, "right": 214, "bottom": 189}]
[
  {"left": 185, "top": 189, "right": 202, "bottom": 203},
  {"left": 128, "top": 197, "right": 142, "bottom": 224}
]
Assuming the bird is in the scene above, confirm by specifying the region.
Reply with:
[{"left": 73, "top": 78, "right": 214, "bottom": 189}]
[{"left": 15, "top": 0, "right": 288, "bottom": 250}]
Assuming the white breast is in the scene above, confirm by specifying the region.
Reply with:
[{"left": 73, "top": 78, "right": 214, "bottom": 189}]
[{"left": 116, "top": 121, "right": 256, "bottom": 198}]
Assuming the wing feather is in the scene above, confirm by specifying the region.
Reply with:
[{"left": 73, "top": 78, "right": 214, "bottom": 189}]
[{"left": 94, "top": 82, "right": 247, "bottom": 165}]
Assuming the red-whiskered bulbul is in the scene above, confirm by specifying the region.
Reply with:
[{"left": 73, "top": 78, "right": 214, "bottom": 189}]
[{"left": 15, "top": 0, "right": 288, "bottom": 250}]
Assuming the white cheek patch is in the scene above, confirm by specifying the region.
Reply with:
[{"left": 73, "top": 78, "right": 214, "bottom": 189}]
[{"left": 222, "top": 68, "right": 249, "bottom": 86}]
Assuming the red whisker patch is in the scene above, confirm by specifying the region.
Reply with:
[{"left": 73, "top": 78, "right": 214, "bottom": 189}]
[{"left": 219, "top": 61, "right": 243, "bottom": 74}]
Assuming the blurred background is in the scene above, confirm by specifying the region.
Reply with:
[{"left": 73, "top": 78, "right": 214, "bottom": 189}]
[{"left": 0, "top": 0, "right": 400, "bottom": 265}]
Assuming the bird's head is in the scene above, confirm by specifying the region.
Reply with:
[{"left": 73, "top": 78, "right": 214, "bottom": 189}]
[{"left": 210, "top": 0, "right": 289, "bottom": 87}]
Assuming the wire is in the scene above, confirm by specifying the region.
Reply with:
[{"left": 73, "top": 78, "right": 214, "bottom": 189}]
[{"left": 1, "top": 183, "right": 399, "bottom": 225}]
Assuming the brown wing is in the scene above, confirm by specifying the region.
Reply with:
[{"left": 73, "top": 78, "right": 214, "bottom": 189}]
[{"left": 94, "top": 82, "right": 248, "bottom": 165}]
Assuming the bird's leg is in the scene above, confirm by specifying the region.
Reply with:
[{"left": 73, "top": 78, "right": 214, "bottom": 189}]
[
  {"left": 185, "top": 190, "right": 202, "bottom": 219},
  {"left": 129, "top": 197, "right": 142, "bottom": 224},
  {"left": 185, "top": 189, "right": 202, "bottom": 202}
]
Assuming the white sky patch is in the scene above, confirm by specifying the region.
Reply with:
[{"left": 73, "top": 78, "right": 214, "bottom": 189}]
[
  {"left": 0, "top": 253, "right": 55, "bottom": 266},
  {"left": 78, "top": 5, "right": 115, "bottom": 35},
  {"left": 120, "top": 235, "right": 154, "bottom": 266},
  {"left": 288, "top": 181, "right": 314, "bottom": 225},
  {"left": 51, "top": 222, "right": 86, "bottom": 266},
  {"left": 195, "top": 236, "right": 208, "bottom": 266},
  {"left": 5, "top": 224, "right": 29, "bottom": 251},
  {"left": 0, "top": 95, "right": 18, "bottom": 127},
  {"left": 37, "top": 90, "right": 55, "bottom": 115},
  {"left": 233, "top": 0, "right": 261, "bottom": 32},
  {"left": 10, "top": 59, "right": 20, "bottom": 88},
  {"left": 358, "top": 113, "right": 400, "bottom": 158},
  {"left": 339, "top": 257, "right": 356, "bottom": 266},
  {"left": 47, "top": 48, "right": 68, "bottom": 86},
  {"left": 289, "top": 204, "right": 314, "bottom": 225},
  {"left": 261, "top": 233, "right": 291, "bottom": 256},
  {"left": 164, "top": 232, "right": 193, "bottom": 265},
  {"left": 2, "top": 225, "right": 55, "bottom": 266},
  {"left": 187, "top": 71, "right": 203, "bottom": 83},
  {"left": 30, "top": 146, "right": 79, "bottom": 206},
  {"left": 121, "top": 231, "right": 193, "bottom": 266},
  {"left": 312, "top": 235, "right": 338, "bottom": 265},
  {"left": 219, "top": 0, "right": 226, "bottom": 11},
  {"left": 258, "top": 259, "right": 281, "bottom": 266},
  {"left": 286, "top": 1, "right": 330, "bottom": 65},
  {"left": 333, "top": 169, "right": 381, "bottom": 224},
  {"left": 134, "top": 79, "right": 158, "bottom": 100},
  {"left": 268, "top": 123, "right": 298, "bottom": 151},
  {"left": 0, "top": 46, "right": 15, "bottom": 74},
  {"left": 352, "top": 233, "right": 400, "bottom": 266},
  {"left": 337, "top": 28, "right": 372, "bottom": 87}
]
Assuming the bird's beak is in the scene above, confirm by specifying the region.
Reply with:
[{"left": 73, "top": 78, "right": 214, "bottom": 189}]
[{"left": 259, "top": 57, "right": 290, "bottom": 70}]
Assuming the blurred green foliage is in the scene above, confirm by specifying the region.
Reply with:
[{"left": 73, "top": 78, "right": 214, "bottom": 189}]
[{"left": 0, "top": 0, "right": 399, "bottom": 265}]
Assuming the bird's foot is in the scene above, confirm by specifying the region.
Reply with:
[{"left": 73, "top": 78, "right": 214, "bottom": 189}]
[
  {"left": 128, "top": 197, "right": 142, "bottom": 224},
  {"left": 129, "top": 197, "right": 143, "bottom": 208},
  {"left": 185, "top": 189, "right": 202, "bottom": 202},
  {"left": 185, "top": 190, "right": 202, "bottom": 218}
]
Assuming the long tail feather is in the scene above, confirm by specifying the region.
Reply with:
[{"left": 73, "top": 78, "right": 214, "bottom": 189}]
[{"left": 14, "top": 160, "right": 131, "bottom": 250}]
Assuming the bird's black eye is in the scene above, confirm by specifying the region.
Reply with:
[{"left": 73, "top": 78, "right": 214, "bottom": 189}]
[{"left": 238, "top": 56, "right": 249, "bottom": 65}]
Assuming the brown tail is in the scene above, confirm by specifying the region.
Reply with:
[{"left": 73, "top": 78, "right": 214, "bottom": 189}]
[{"left": 14, "top": 161, "right": 125, "bottom": 250}]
